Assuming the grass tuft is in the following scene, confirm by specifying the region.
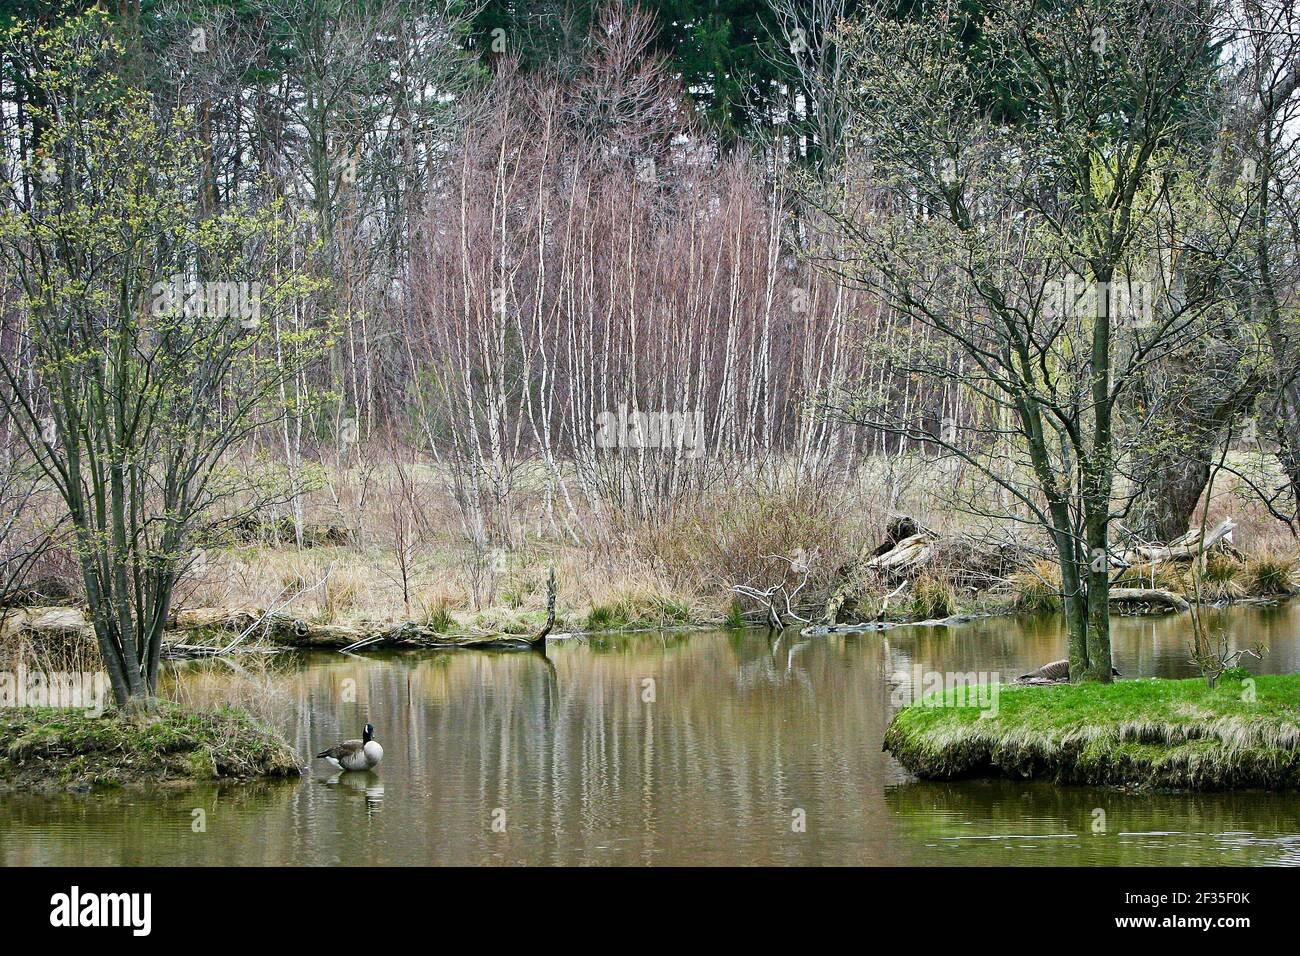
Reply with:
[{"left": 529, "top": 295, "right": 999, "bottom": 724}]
[
  {"left": 909, "top": 573, "right": 957, "bottom": 619},
  {"left": 1199, "top": 553, "right": 1246, "bottom": 601},
  {"left": 1009, "top": 560, "right": 1061, "bottom": 613},
  {"left": 0, "top": 703, "right": 301, "bottom": 791},
  {"left": 1243, "top": 553, "right": 1297, "bottom": 596}
]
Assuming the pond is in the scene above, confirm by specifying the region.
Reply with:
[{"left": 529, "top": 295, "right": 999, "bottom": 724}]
[{"left": 3, "top": 602, "right": 1299, "bottom": 865}]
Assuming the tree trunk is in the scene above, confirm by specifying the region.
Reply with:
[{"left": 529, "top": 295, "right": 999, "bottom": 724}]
[
  {"left": 1080, "top": 264, "right": 1114, "bottom": 684},
  {"left": 1134, "top": 454, "right": 1212, "bottom": 542},
  {"left": 1269, "top": 368, "right": 1300, "bottom": 527}
]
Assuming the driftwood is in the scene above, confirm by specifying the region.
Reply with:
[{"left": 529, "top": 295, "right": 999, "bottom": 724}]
[
  {"left": 931, "top": 535, "right": 1046, "bottom": 588},
  {"left": 1116, "top": 519, "right": 1237, "bottom": 567},
  {"left": 729, "top": 551, "right": 815, "bottom": 629},
  {"left": 170, "top": 611, "right": 549, "bottom": 653},
  {"left": 0, "top": 606, "right": 88, "bottom": 637},
  {"left": 825, "top": 517, "right": 934, "bottom": 624},
  {"left": 6, "top": 569, "right": 560, "bottom": 656},
  {"left": 1107, "top": 587, "right": 1191, "bottom": 612},
  {"left": 865, "top": 532, "right": 934, "bottom": 573},
  {"left": 173, "top": 570, "right": 557, "bottom": 654},
  {"left": 866, "top": 516, "right": 920, "bottom": 560},
  {"left": 799, "top": 612, "right": 984, "bottom": 637},
  {"left": 825, "top": 516, "right": 1044, "bottom": 623},
  {"left": 860, "top": 526, "right": 1044, "bottom": 582}
]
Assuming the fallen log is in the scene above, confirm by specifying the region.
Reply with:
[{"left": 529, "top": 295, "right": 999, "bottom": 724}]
[
  {"left": 170, "top": 589, "right": 556, "bottom": 652},
  {"left": 866, "top": 516, "right": 921, "bottom": 560},
  {"left": 1107, "top": 587, "right": 1190, "bottom": 612},
  {"left": 1116, "top": 519, "right": 1237, "bottom": 566},
  {"left": 5, "top": 571, "right": 559, "bottom": 655},
  {"left": 826, "top": 519, "right": 930, "bottom": 623},
  {"left": 0, "top": 605, "right": 89, "bottom": 637},
  {"left": 864, "top": 532, "right": 934, "bottom": 573}
]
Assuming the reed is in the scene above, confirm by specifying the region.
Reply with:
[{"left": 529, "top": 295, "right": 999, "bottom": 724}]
[{"left": 1243, "top": 553, "right": 1298, "bottom": 596}]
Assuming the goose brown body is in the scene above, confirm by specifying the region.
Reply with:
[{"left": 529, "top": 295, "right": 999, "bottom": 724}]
[
  {"left": 316, "top": 724, "right": 384, "bottom": 771},
  {"left": 1018, "top": 659, "right": 1122, "bottom": 682}
]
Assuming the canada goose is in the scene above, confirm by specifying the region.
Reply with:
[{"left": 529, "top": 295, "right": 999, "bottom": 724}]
[
  {"left": 1018, "top": 659, "right": 1122, "bottom": 682},
  {"left": 316, "top": 723, "right": 384, "bottom": 771}
]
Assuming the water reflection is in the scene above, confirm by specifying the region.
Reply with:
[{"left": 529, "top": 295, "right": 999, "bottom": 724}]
[
  {"left": 320, "top": 772, "right": 385, "bottom": 819},
  {"left": 886, "top": 780, "right": 1300, "bottom": 866},
  {"left": 2, "top": 601, "right": 1298, "bottom": 865}
]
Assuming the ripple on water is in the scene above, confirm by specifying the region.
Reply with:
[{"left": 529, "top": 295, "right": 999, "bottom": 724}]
[{"left": 3, "top": 602, "right": 1299, "bottom": 865}]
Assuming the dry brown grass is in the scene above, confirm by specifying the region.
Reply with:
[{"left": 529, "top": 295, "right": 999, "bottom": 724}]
[
  {"left": 12, "top": 448, "right": 1300, "bottom": 645},
  {"left": 143, "top": 452, "right": 1300, "bottom": 635},
  {"left": 0, "top": 614, "right": 101, "bottom": 679},
  {"left": 159, "top": 654, "right": 298, "bottom": 729}
]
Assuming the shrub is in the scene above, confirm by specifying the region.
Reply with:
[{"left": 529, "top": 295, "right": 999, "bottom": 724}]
[
  {"left": 1198, "top": 553, "right": 1245, "bottom": 602},
  {"left": 1009, "top": 560, "right": 1061, "bottom": 613},
  {"left": 1244, "top": 553, "right": 1297, "bottom": 596},
  {"left": 910, "top": 573, "right": 956, "bottom": 619}
]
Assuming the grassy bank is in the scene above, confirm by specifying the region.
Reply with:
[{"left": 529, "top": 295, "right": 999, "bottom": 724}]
[
  {"left": 0, "top": 704, "right": 302, "bottom": 792},
  {"left": 883, "top": 674, "right": 1300, "bottom": 791}
]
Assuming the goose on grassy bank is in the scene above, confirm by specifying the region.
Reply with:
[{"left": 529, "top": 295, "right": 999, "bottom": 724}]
[
  {"left": 1017, "top": 659, "right": 1121, "bottom": 683},
  {"left": 316, "top": 723, "right": 384, "bottom": 771}
]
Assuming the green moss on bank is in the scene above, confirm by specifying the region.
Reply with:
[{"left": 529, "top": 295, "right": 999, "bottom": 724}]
[
  {"left": 0, "top": 704, "right": 302, "bottom": 792},
  {"left": 584, "top": 596, "right": 695, "bottom": 632},
  {"left": 883, "top": 674, "right": 1300, "bottom": 791}
]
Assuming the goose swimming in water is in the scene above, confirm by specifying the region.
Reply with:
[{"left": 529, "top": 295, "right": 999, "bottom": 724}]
[{"left": 316, "top": 723, "right": 384, "bottom": 771}]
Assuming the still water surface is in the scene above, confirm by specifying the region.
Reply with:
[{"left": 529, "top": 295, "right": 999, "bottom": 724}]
[{"left": 3, "top": 602, "right": 1300, "bottom": 865}]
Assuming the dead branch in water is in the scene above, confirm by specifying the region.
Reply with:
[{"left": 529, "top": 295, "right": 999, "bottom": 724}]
[
  {"left": 214, "top": 565, "right": 336, "bottom": 656},
  {"left": 728, "top": 550, "right": 815, "bottom": 629},
  {"left": 1107, "top": 588, "right": 1191, "bottom": 612}
]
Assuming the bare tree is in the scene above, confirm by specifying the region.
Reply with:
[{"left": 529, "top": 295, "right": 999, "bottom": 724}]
[{"left": 810, "top": 0, "right": 1243, "bottom": 681}]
